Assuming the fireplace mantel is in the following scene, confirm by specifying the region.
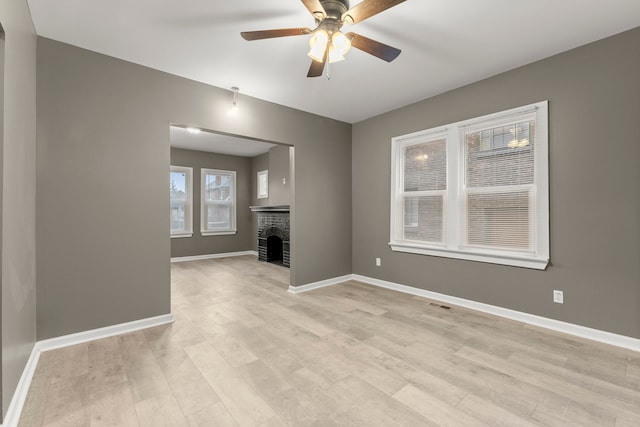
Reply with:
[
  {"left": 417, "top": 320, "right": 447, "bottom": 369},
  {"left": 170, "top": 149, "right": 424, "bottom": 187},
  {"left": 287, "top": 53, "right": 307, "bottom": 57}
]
[{"left": 250, "top": 205, "right": 290, "bottom": 213}]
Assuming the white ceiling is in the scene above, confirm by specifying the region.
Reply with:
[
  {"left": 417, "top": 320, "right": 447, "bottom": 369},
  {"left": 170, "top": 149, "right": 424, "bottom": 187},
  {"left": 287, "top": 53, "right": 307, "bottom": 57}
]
[
  {"left": 170, "top": 126, "right": 276, "bottom": 157},
  {"left": 28, "top": 0, "right": 640, "bottom": 124}
]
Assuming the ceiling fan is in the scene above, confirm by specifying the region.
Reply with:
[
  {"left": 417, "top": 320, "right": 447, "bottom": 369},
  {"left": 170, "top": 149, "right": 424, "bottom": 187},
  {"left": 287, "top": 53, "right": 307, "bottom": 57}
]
[{"left": 241, "top": 0, "right": 406, "bottom": 77}]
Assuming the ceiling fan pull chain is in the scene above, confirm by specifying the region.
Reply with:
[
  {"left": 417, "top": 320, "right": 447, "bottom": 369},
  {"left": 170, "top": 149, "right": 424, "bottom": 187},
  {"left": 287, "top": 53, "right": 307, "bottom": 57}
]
[{"left": 326, "top": 58, "right": 331, "bottom": 80}]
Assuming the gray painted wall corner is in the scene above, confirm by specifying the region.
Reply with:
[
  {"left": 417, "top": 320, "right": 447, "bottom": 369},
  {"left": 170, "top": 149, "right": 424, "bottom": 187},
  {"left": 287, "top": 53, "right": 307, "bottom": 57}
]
[{"left": 0, "top": 0, "right": 37, "bottom": 419}]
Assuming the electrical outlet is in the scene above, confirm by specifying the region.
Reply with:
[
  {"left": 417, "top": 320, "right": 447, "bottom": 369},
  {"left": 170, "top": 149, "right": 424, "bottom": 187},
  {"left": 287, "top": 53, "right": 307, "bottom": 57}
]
[
  {"left": 553, "top": 290, "right": 564, "bottom": 304},
  {"left": 375, "top": 258, "right": 381, "bottom": 267}
]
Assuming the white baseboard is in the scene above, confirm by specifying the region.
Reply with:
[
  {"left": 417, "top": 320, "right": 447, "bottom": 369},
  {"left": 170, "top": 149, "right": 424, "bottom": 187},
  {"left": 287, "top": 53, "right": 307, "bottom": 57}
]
[
  {"left": 1, "top": 314, "right": 174, "bottom": 427},
  {"left": 288, "top": 274, "right": 353, "bottom": 294},
  {"left": 35, "top": 314, "right": 175, "bottom": 352},
  {"left": 171, "top": 251, "right": 258, "bottom": 263},
  {"left": 1, "top": 342, "right": 41, "bottom": 427},
  {"left": 291, "top": 272, "right": 640, "bottom": 352},
  {"left": 352, "top": 274, "right": 640, "bottom": 352}
]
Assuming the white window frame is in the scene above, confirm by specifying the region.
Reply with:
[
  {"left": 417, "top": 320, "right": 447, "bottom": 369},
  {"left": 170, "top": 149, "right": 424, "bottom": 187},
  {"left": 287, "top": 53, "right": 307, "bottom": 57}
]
[
  {"left": 390, "top": 101, "right": 549, "bottom": 270},
  {"left": 170, "top": 165, "right": 193, "bottom": 238},
  {"left": 201, "top": 168, "right": 237, "bottom": 236}
]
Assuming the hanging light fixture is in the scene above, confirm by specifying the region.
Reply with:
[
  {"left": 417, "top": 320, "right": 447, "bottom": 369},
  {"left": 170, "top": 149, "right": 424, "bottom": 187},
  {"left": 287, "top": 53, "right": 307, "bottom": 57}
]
[{"left": 230, "top": 87, "right": 240, "bottom": 115}]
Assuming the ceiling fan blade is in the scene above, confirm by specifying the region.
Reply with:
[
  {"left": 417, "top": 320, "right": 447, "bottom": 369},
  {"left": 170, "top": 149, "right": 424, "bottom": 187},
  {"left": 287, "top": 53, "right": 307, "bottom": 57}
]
[
  {"left": 347, "top": 32, "right": 401, "bottom": 62},
  {"left": 241, "top": 28, "right": 312, "bottom": 41},
  {"left": 301, "top": 0, "right": 326, "bottom": 19},
  {"left": 342, "top": 0, "right": 406, "bottom": 24},
  {"left": 307, "top": 53, "right": 327, "bottom": 78}
]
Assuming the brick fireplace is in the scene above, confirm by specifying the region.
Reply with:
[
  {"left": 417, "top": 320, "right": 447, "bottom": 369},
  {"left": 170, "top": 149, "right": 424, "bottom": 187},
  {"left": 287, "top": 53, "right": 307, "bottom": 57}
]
[{"left": 250, "top": 205, "right": 290, "bottom": 268}]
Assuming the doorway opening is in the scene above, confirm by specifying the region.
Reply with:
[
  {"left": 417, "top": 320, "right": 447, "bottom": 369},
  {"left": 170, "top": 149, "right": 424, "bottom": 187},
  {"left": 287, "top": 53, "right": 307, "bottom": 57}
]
[{"left": 167, "top": 125, "right": 294, "bottom": 287}]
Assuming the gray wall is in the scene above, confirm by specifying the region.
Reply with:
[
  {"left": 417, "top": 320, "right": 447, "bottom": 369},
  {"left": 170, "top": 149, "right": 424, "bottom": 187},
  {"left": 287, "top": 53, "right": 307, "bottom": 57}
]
[
  {"left": 266, "top": 145, "right": 292, "bottom": 206},
  {"left": 251, "top": 152, "right": 269, "bottom": 207},
  {"left": 170, "top": 148, "right": 253, "bottom": 258},
  {"left": 0, "top": 23, "right": 3, "bottom": 415},
  {"left": 251, "top": 145, "right": 291, "bottom": 208},
  {"left": 250, "top": 146, "right": 292, "bottom": 250},
  {"left": 0, "top": 0, "right": 37, "bottom": 419},
  {"left": 36, "top": 37, "right": 352, "bottom": 339},
  {"left": 352, "top": 27, "right": 640, "bottom": 339}
]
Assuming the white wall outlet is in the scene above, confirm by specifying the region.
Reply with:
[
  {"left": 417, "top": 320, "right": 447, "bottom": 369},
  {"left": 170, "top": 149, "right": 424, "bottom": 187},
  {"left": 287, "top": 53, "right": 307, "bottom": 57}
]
[
  {"left": 553, "top": 290, "right": 564, "bottom": 304},
  {"left": 375, "top": 257, "right": 381, "bottom": 267}
]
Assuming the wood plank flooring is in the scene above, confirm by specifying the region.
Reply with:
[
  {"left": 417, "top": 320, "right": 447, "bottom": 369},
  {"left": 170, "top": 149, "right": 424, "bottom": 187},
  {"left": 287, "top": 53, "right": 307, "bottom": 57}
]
[{"left": 18, "top": 256, "right": 640, "bottom": 426}]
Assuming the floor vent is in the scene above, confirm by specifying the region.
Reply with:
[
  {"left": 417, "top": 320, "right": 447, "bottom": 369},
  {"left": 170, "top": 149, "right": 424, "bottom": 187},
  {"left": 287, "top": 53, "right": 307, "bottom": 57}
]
[{"left": 430, "top": 302, "right": 452, "bottom": 310}]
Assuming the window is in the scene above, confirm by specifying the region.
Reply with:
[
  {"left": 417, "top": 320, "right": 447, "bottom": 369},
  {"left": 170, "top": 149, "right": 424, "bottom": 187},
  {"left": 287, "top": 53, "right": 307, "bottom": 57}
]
[
  {"left": 201, "top": 168, "right": 236, "bottom": 236},
  {"left": 390, "top": 101, "right": 549, "bottom": 269},
  {"left": 170, "top": 166, "right": 193, "bottom": 238},
  {"left": 257, "top": 169, "right": 268, "bottom": 199}
]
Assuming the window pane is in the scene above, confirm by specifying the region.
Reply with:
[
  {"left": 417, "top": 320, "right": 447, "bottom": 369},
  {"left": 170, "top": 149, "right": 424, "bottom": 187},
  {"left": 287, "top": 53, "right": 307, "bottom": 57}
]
[
  {"left": 466, "top": 120, "right": 535, "bottom": 188},
  {"left": 201, "top": 169, "right": 236, "bottom": 234},
  {"left": 170, "top": 203, "right": 185, "bottom": 232},
  {"left": 206, "top": 203, "right": 231, "bottom": 230},
  {"left": 466, "top": 191, "right": 532, "bottom": 251},
  {"left": 205, "top": 174, "right": 231, "bottom": 202},
  {"left": 170, "top": 169, "right": 190, "bottom": 234},
  {"left": 464, "top": 118, "right": 536, "bottom": 251},
  {"left": 404, "top": 139, "right": 446, "bottom": 191},
  {"left": 403, "top": 195, "right": 446, "bottom": 243}
]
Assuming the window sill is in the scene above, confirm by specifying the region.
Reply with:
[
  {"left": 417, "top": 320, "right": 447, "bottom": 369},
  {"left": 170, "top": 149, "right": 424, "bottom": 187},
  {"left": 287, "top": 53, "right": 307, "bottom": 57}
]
[
  {"left": 201, "top": 230, "right": 237, "bottom": 237},
  {"left": 171, "top": 233, "right": 193, "bottom": 239},
  {"left": 389, "top": 241, "right": 549, "bottom": 270}
]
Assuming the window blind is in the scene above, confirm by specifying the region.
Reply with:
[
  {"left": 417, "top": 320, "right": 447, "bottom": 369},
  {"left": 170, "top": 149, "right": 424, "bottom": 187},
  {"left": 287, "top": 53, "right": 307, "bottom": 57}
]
[{"left": 462, "top": 119, "right": 536, "bottom": 253}]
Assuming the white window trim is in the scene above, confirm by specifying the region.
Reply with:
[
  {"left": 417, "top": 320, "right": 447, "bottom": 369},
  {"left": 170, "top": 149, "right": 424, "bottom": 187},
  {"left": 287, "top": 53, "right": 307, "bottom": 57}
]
[
  {"left": 201, "top": 168, "right": 237, "bottom": 236},
  {"left": 170, "top": 165, "right": 193, "bottom": 238},
  {"left": 390, "top": 101, "right": 549, "bottom": 270}
]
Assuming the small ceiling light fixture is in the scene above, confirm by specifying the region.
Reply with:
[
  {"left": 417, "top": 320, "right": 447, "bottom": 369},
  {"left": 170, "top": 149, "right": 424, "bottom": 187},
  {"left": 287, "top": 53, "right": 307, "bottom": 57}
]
[
  {"left": 186, "top": 127, "right": 201, "bottom": 134},
  {"left": 230, "top": 86, "right": 240, "bottom": 115}
]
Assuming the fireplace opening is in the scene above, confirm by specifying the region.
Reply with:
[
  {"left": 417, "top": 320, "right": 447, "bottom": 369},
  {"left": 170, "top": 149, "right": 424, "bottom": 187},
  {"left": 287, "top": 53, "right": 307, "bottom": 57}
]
[{"left": 267, "top": 235, "right": 284, "bottom": 265}]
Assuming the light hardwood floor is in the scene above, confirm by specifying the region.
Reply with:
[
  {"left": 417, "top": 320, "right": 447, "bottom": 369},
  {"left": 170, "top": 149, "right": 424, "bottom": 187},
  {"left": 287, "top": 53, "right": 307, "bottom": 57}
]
[{"left": 18, "top": 256, "right": 640, "bottom": 426}]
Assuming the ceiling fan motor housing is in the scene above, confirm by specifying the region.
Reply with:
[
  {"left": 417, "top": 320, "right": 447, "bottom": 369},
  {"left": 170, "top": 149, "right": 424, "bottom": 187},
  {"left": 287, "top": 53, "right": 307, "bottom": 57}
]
[{"left": 320, "top": 0, "right": 350, "bottom": 20}]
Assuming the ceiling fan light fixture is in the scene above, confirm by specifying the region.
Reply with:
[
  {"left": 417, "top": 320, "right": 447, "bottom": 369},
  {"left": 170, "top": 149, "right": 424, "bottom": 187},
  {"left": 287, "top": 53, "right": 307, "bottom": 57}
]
[
  {"left": 240, "top": 0, "right": 405, "bottom": 77},
  {"left": 328, "top": 31, "right": 351, "bottom": 63},
  {"left": 308, "top": 30, "right": 329, "bottom": 62}
]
